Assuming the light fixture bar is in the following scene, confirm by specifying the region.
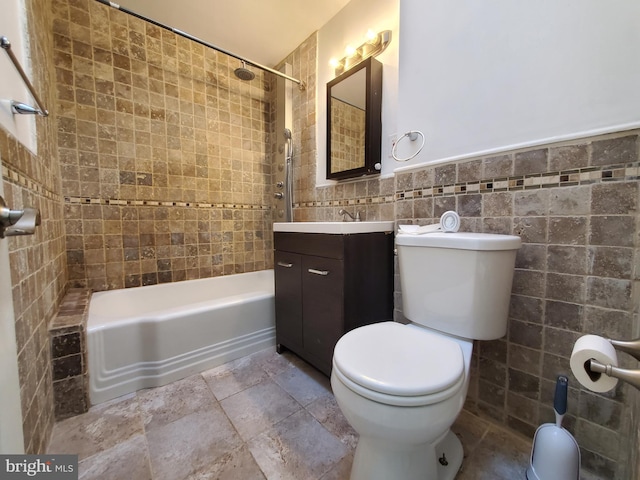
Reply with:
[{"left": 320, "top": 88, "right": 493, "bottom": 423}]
[{"left": 333, "top": 30, "right": 392, "bottom": 76}]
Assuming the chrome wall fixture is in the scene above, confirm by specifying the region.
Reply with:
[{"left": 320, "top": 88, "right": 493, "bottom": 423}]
[
  {"left": 0, "top": 195, "right": 41, "bottom": 238},
  {"left": 93, "top": 0, "right": 305, "bottom": 90},
  {"left": 589, "top": 337, "right": 640, "bottom": 390},
  {"left": 1, "top": 36, "right": 49, "bottom": 117},
  {"left": 391, "top": 130, "right": 425, "bottom": 162},
  {"left": 331, "top": 30, "right": 392, "bottom": 76}
]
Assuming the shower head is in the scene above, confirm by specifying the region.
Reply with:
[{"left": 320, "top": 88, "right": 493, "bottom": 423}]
[
  {"left": 283, "top": 128, "right": 292, "bottom": 140},
  {"left": 234, "top": 61, "right": 255, "bottom": 81}
]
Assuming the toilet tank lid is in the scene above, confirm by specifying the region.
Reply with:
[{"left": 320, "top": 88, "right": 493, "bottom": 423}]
[{"left": 396, "top": 232, "right": 521, "bottom": 250}]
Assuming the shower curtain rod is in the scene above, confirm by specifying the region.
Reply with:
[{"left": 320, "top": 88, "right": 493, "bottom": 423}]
[{"left": 94, "top": 0, "right": 306, "bottom": 90}]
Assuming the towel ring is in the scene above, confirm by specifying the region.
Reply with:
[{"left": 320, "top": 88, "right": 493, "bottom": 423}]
[{"left": 391, "top": 130, "right": 425, "bottom": 162}]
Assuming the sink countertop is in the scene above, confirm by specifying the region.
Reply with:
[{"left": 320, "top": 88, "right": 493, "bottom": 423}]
[{"left": 273, "top": 221, "right": 395, "bottom": 234}]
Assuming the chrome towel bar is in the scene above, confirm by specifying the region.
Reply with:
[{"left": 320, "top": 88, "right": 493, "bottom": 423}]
[{"left": 1, "top": 36, "right": 49, "bottom": 117}]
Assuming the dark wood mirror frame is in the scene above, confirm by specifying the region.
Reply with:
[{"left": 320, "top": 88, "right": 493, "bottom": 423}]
[{"left": 326, "top": 57, "right": 383, "bottom": 180}]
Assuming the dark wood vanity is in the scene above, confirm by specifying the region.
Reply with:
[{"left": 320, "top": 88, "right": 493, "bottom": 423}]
[{"left": 274, "top": 230, "right": 394, "bottom": 375}]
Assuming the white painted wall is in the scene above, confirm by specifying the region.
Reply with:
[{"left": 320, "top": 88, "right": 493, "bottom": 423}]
[
  {"left": 394, "top": 0, "right": 640, "bottom": 170},
  {"left": 0, "top": 0, "right": 36, "bottom": 153},
  {"left": 317, "top": 0, "right": 399, "bottom": 184},
  {"left": 0, "top": 161, "right": 25, "bottom": 454}
]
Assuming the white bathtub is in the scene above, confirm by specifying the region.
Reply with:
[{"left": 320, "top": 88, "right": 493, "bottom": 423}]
[{"left": 87, "top": 269, "right": 275, "bottom": 405}]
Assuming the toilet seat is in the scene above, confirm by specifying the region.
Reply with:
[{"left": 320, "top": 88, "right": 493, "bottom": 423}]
[{"left": 333, "top": 322, "right": 465, "bottom": 407}]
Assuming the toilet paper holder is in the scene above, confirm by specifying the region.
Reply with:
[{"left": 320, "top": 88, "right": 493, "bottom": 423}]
[
  {"left": 588, "top": 337, "right": 640, "bottom": 391},
  {"left": 608, "top": 338, "right": 640, "bottom": 362},
  {"left": 0, "top": 195, "right": 41, "bottom": 238}
]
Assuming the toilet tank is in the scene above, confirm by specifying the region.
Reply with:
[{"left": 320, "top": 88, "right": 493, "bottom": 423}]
[{"left": 396, "top": 232, "right": 521, "bottom": 340}]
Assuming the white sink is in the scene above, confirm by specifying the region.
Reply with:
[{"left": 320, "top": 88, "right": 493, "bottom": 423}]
[{"left": 273, "top": 221, "right": 395, "bottom": 234}]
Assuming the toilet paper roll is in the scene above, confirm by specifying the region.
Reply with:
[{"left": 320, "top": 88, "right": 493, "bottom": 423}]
[
  {"left": 440, "top": 211, "right": 460, "bottom": 232},
  {"left": 570, "top": 335, "right": 619, "bottom": 393}
]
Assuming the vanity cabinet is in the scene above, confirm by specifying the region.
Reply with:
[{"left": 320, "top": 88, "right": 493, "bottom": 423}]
[{"left": 274, "top": 231, "right": 394, "bottom": 375}]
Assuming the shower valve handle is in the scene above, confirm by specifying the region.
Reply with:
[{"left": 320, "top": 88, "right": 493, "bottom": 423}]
[{"left": 274, "top": 192, "right": 284, "bottom": 199}]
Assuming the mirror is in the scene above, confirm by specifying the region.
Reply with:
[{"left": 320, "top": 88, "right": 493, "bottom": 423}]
[{"left": 327, "top": 57, "right": 382, "bottom": 180}]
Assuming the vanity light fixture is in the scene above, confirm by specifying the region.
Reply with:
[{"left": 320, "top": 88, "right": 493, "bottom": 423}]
[{"left": 330, "top": 29, "right": 391, "bottom": 76}]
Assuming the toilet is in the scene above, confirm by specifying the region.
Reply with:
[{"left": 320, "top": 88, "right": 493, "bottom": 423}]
[{"left": 331, "top": 231, "right": 521, "bottom": 480}]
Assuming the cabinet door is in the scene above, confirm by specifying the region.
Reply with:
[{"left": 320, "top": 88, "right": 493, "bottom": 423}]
[
  {"left": 302, "top": 255, "right": 344, "bottom": 369},
  {"left": 274, "top": 251, "right": 303, "bottom": 350}
]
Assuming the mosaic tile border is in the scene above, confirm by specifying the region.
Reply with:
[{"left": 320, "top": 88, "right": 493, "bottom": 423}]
[
  {"left": 2, "top": 164, "right": 61, "bottom": 201},
  {"left": 64, "top": 196, "right": 271, "bottom": 210},
  {"left": 294, "top": 195, "right": 396, "bottom": 208},
  {"left": 395, "top": 162, "right": 640, "bottom": 200}
]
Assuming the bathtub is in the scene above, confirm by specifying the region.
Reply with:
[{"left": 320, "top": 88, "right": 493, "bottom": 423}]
[{"left": 87, "top": 269, "right": 275, "bottom": 405}]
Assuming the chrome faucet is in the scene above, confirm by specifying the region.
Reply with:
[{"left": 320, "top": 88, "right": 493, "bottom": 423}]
[{"left": 338, "top": 209, "right": 361, "bottom": 222}]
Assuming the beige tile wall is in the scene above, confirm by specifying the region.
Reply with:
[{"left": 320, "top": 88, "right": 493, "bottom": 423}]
[
  {"left": 1, "top": 0, "right": 67, "bottom": 454},
  {"left": 53, "top": 0, "right": 274, "bottom": 290}
]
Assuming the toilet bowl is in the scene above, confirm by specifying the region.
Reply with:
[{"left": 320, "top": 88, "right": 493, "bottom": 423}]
[
  {"left": 331, "top": 231, "right": 521, "bottom": 480},
  {"left": 331, "top": 322, "right": 473, "bottom": 480}
]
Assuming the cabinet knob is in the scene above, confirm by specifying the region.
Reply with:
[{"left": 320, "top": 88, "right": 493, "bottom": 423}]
[{"left": 308, "top": 268, "right": 329, "bottom": 276}]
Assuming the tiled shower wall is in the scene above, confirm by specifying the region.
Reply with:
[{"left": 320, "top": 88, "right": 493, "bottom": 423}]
[
  {"left": 53, "top": 0, "right": 274, "bottom": 290},
  {"left": 273, "top": 33, "right": 318, "bottom": 221},
  {"left": 2, "top": 0, "right": 67, "bottom": 453}
]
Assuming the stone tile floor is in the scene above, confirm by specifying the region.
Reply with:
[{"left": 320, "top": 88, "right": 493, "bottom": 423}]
[{"left": 48, "top": 347, "right": 563, "bottom": 479}]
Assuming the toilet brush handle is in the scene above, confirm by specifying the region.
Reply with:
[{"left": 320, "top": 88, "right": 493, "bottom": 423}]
[{"left": 554, "top": 375, "right": 568, "bottom": 427}]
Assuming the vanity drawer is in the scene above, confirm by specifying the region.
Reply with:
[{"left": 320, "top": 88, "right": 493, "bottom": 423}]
[{"left": 274, "top": 232, "right": 344, "bottom": 259}]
